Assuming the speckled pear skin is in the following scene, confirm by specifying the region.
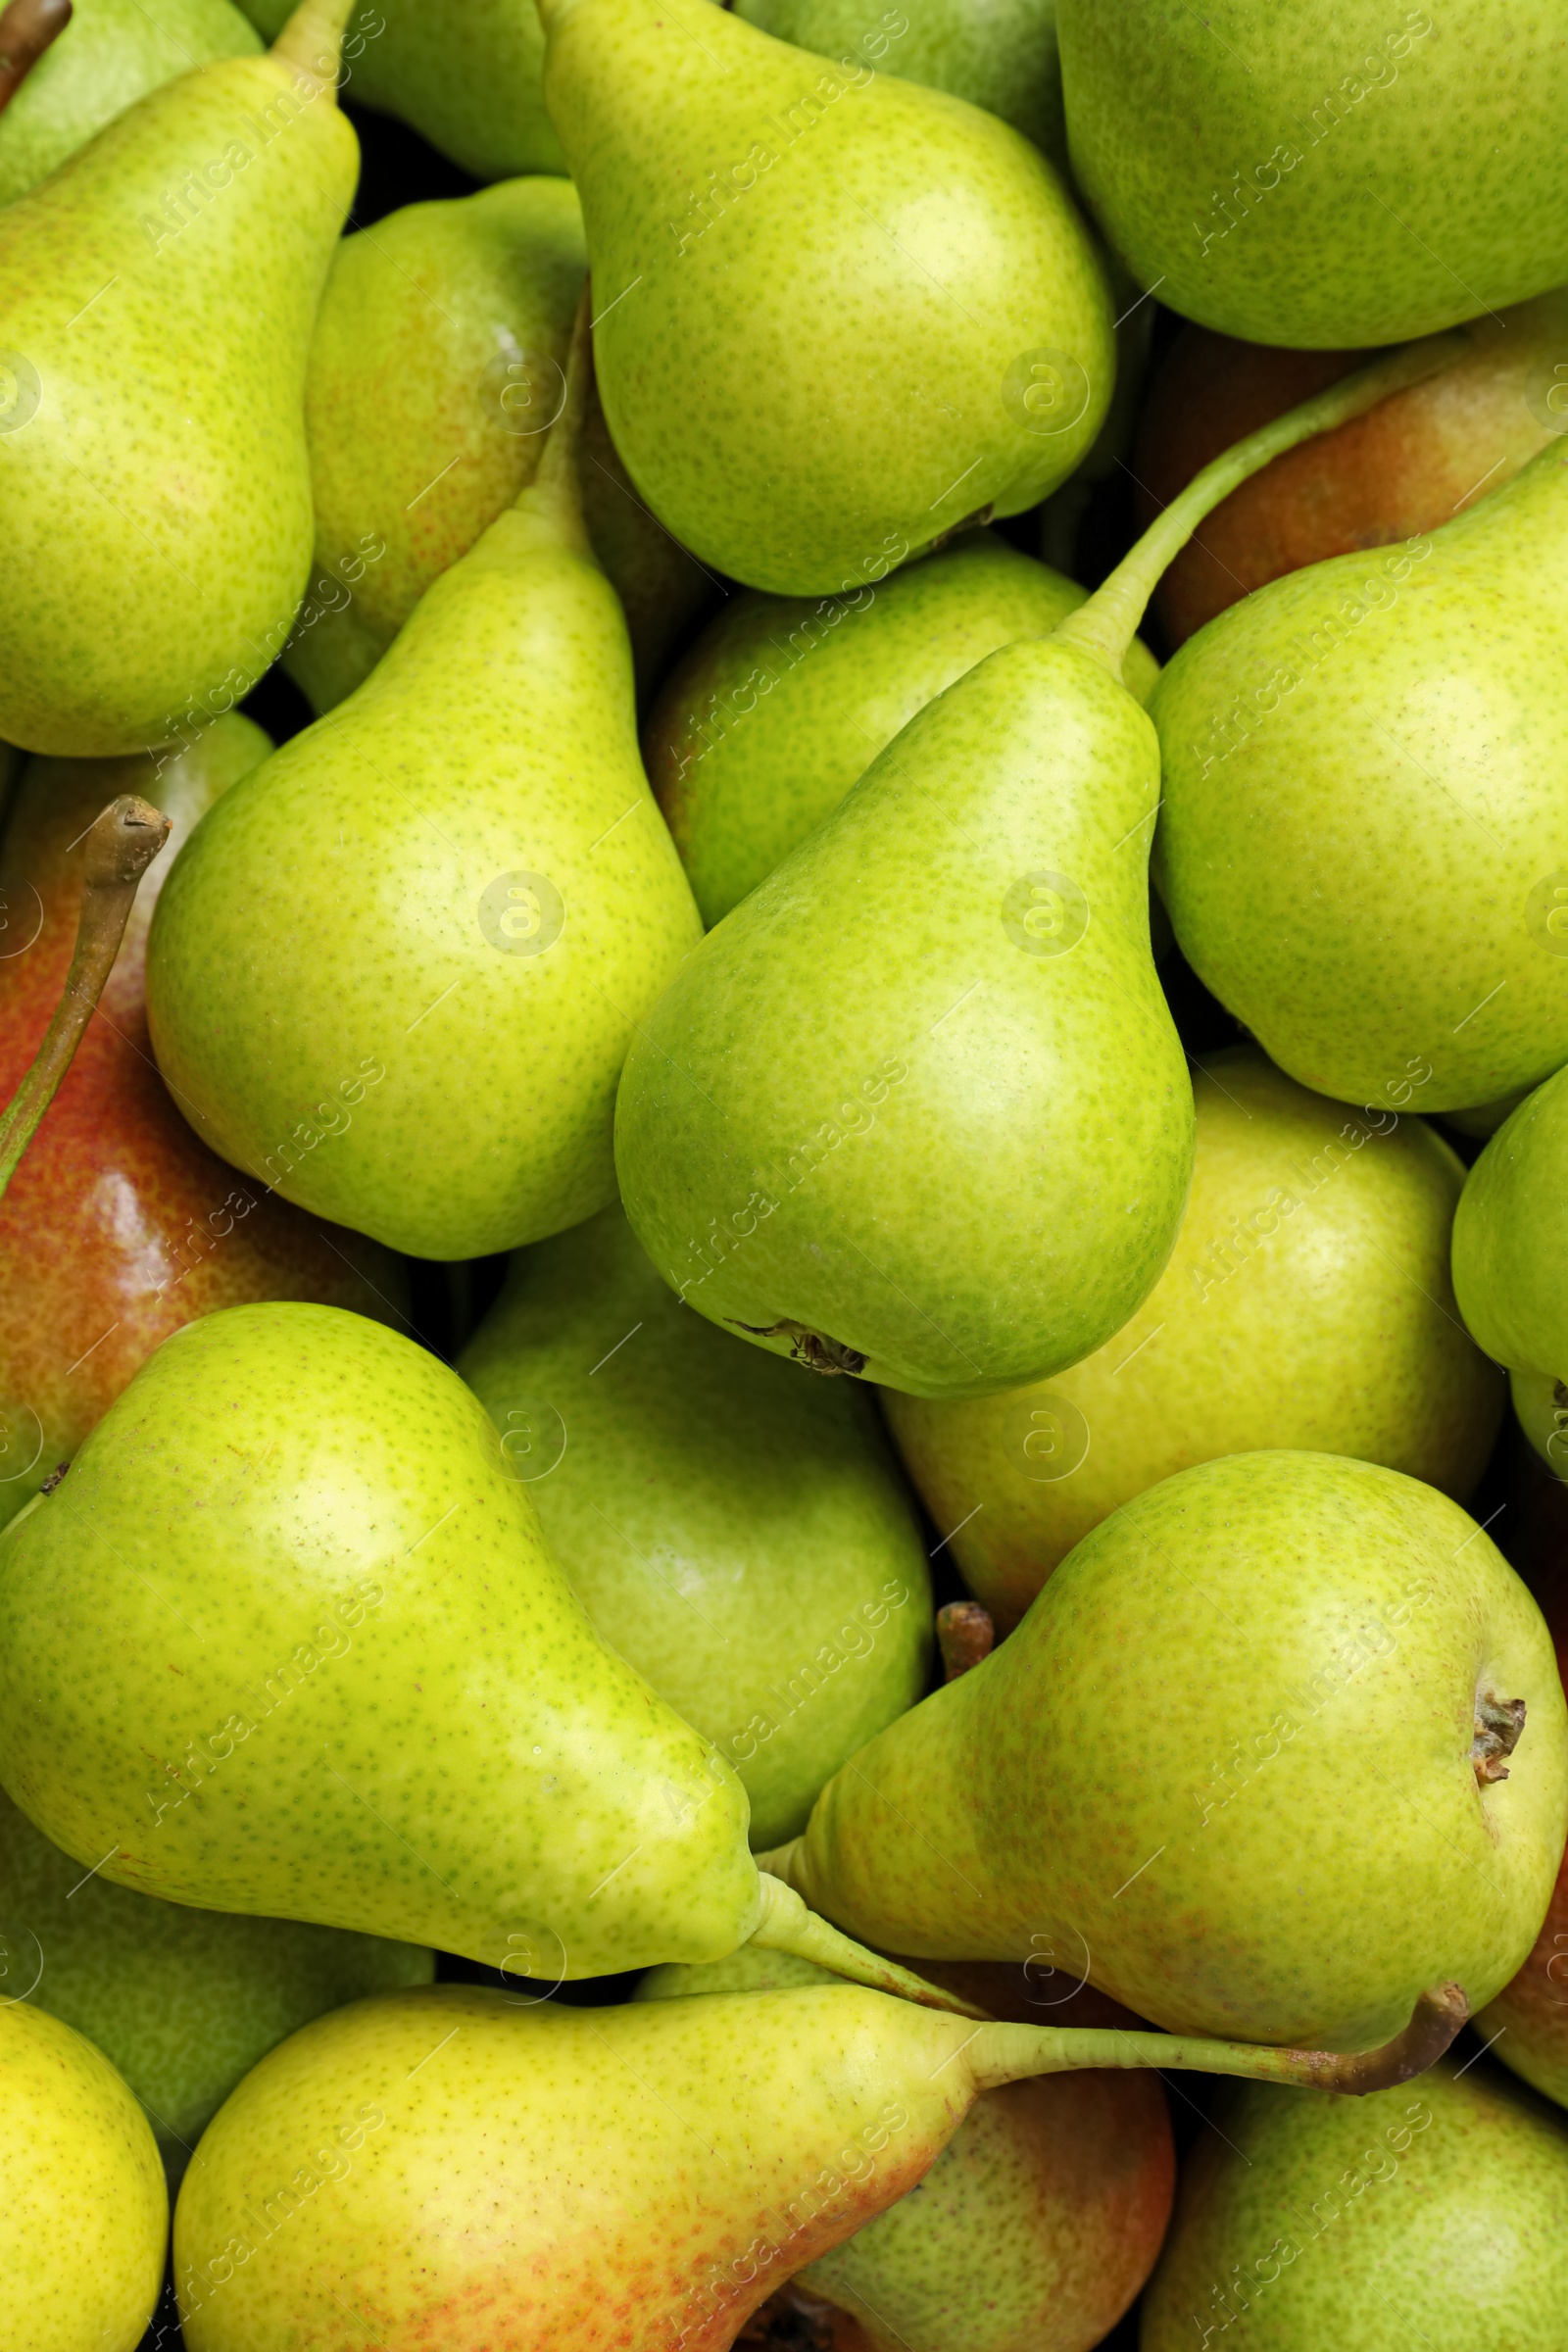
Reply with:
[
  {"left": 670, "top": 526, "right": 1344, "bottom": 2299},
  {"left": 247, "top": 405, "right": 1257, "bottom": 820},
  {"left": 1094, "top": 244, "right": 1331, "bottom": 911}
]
[
  {"left": 539, "top": 0, "right": 1112, "bottom": 594},
  {"left": 173, "top": 1983, "right": 982, "bottom": 2351},
  {"left": 615, "top": 636, "right": 1192, "bottom": 1400},
  {"left": 0, "top": 1783, "right": 431, "bottom": 2185},
  {"left": 886, "top": 1048, "right": 1503, "bottom": 1630},
  {"left": 1057, "top": 3, "right": 1568, "bottom": 347},
  {"left": 0, "top": 0, "right": 261, "bottom": 206},
  {"left": 1142, "top": 2060, "right": 1568, "bottom": 2351},
  {"left": 734, "top": 0, "right": 1064, "bottom": 167},
  {"left": 284, "top": 177, "right": 714, "bottom": 717},
  {"left": 0, "top": 1303, "right": 761, "bottom": 1981},
  {"left": 457, "top": 1202, "right": 932, "bottom": 1851},
  {"left": 0, "top": 12, "right": 358, "bottom": 757},
  {"left": 770, "top": 1450, "right": 1568, "bottom": 2049},
  {"left": 1, "top": 2001, "right": 167, "bottom": 2352},
  {"left": 645, "top": 532, "right": 1157, "bottom": 925},
  {"left": 640, "top": 1943, "right": 1173, "bottom": 2352},
  {"left": 238, "top": 0, "right": 564, "bottom": 175},
  {"left": 144, "top": 458, "right": 703, "bottom": 1259},
  {"left": 1451, "top": 1063, "right": 1568, "bottom": 1474},
  {"left": 1152, "top": 439, "right": 1568, "bottom": 1112}
]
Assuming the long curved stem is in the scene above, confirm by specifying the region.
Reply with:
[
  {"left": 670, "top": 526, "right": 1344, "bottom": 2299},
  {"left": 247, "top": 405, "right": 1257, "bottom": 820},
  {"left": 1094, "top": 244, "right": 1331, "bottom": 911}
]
[
  {"left": 1054, "top": 328, "right": 1473, "bottom": 676},
  {"left": 748, "top": 1873, "right": 990, "bottom": 2019}
]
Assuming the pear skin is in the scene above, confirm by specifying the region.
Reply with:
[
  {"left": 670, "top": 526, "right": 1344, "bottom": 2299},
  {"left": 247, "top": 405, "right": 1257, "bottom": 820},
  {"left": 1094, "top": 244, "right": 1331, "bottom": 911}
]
[
  {"left": 886, "top": 1048, "right": 1503, "bottom": 1629},
  {"left": 766, "top": 1451, "right": 1568, "bottom": 2050},
  {"left": 1452, "top": 1063, "right": 1568, "bottom": 1475},
  {"left": 1152, "top": 438, "right": 1568, "bottom": 1111},
  {"left": 2, "top": 2000, "right": 167, "bottom": 2352},
  {"left": 458, "top": 1202, "right": 932, "bottom": 1848},
  {"left": 0, "top": 0, "right": 360, "bottom": 755},
  {"left": 537, "top": 0, "right": 1113, "bottom": 592}
]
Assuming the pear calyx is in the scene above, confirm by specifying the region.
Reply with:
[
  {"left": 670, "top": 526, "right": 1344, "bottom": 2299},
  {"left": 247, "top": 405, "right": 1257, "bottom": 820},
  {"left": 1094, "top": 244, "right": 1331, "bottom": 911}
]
[
  {"left": 730, "top": 1321, "right": 866, "bottom": 1377},
  {"left": 1473, "top": 1690, "right": 1528, "bottom": 1786}
]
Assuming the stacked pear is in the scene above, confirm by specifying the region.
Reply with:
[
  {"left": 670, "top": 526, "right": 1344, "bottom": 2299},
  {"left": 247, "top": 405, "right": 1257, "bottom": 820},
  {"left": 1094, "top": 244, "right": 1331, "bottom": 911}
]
[
  {"left": 1452, "top": 1064, "right": 1568, "bottom": 1470},
  {"left": 0, "top": 0, "right": 360, "bottom": 755}
]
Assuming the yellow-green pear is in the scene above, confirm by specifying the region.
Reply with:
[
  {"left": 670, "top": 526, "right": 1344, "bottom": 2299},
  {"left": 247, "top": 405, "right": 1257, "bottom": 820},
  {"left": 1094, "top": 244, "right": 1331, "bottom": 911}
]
[
  {"left": 766, "top": 1451, "right": 1568, "bottom": 2051},
  {"left": 0, "top": 0, "right": 360, "bottom": 756},
  {"left": 458, "top": 1201, "right": 932, "bottom": 1849},
  {"left": 144, "top": 312, "right": 703, "bottom": 1260},
  {"left": 1, "top": 2000, "right": 167, "bottom": 2352},
  {"left": 1452, "top": 1062, "right": 1568, "bottom": 1472},
  {"left": 536, "top": 0, "right": 1114, "bottom": 593},
  {"left": 887, "top": 1048, "right": 1503, "bottom": 1629}
]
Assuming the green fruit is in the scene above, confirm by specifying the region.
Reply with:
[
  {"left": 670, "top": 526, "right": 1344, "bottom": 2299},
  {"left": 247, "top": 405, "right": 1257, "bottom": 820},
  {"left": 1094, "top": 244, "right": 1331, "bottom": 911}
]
[
  {"left": 458, "top": 1202, "right": 932, "bottom": 1849},
  {"left": 644, "top": 531, "right": 1156, "bottom": 925},
  {"left": 1143, "top": 2059, "right": 1568, "bottom": 2350},
  {"left": 144, "top": 342, "right": 702, "bottom": 1259},
  {"left": 537, "top": 0, "right": 1113, "bottom": 593},
  {"left": 0, "top": 0, "right": 359, "bottom": 756},
  {"left": 1057, "top": 3, "right": 1568, "bottom": 346},
  {"left": 1152, "top": 436, "right": 1568, "bottom": 1111},
  {"left": 0, "top": 0, "right": 261, "bottom": 207},
  {"left": 734, "top": 0, "right": 1065, "bottom": 167},
  {"left": 1, "top": 2000, "right": 167, "bottom": 2352},
  {"left": 284, "top": 177, "right": 712, "bottom": 717},
  {"left": 767, "top": 1450, "right": 1568, "bottom": 2049},
  {"left": 886, "top": 1047, "right": 1503, "bottom": 1629},
  {"left": 0, "top": 1781, "right": 431, "bottom": 2184},
  {"left": 1452, "top": 1063, "right": 1568, "bottom": 1474}
]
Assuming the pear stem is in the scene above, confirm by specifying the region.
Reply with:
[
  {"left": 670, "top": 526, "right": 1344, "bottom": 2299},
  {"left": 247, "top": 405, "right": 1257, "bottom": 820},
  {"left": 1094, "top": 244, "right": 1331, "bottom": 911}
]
[
  {"left": 936, "top": 1601, "right": 995, "bottom": 1682},
  {"left": 0, "top": 796, "right": 170, "bottom": 1203},
  {"left": 749, "top": 1874, "right": 990, "bottom": 2020},
  {"left": 1053, "top": 328, "right": 1474, "bottom": 675},
  {"left": 270, "top": 0, "right": 356, "bottom": 81},
  {"left": 967, "top": 1982, "right": 1468, "bottom": 2097},
  {"left": 0, "top": 0, "right": 71, "bottom": 117}
]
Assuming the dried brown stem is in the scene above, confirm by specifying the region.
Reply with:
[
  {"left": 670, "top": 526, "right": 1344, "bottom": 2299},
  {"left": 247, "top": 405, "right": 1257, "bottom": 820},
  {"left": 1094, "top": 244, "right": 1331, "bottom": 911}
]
[
  {"left": 936, "top": 1600, "right": 996, "bottom": 1681},
  {"left": 0, "top": 0, "right": 71, "bottom": 117}
]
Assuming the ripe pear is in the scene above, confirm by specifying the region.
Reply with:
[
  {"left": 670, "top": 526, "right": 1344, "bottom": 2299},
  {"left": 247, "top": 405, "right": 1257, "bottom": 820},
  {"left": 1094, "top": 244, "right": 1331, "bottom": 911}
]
[
  {"left": 1057, "top": 2, "right": 1568, "bottom": 346},
  {"left": 733, "top": 0, "right": 1065, "bottom": 167},
  {"left": 0, "top": 0, "right": 261, "bottom": 206},
  {"left": 0, "top": 1782, "right": 430, "bottom": 2186},
  {"left": 537, "top": 0, "right": 1113, "bottom": 594},
  {"left": 171, "top": 1980, "right": 1458, "bottom": 2349},
  {"left": 457, "top": 1201, "right": 932, "bottom": 1850},
  {"left": 886, "top": 1047, "right": 1503, "bottom": 1630},
  {"left": 645, "top": 531, "right": 1156, "bottom": 926},
  {"left": 285, "top": 177, "right": 713, "bottom": 717},
  {"left": 1, "top": 1999, "right": 167, "bottom": 2352},
  {"left": 0, "top": 1300, "right": 969, "bottom": 2009},
  {"left": 1136, "top": 288, "right": 1568, "bottom": 646},
  {"left": 766, "top": 1450, "right": 1568, "bottom": 2050},
  {"left": 638, "top": 1942, "right": 1174, "bottom": 2352},
  {"left": 144, "top": 317, "right": 703, "bottom": 1260},
  {"left": 1153, "top": 435, "right": 1568, "bottom": 1111},
  {"left": 0, "top": 0, "right": 361, "bottom": 757},
  {"left": 1143, "top": 2059, "right": 1568, "bottom": 2350},
  {"left": 1452, "top": 1065, "right": 1568, "bottom": 1473},
  {"left": 237, "top": 0, "right": 564, "bottom": 175}
]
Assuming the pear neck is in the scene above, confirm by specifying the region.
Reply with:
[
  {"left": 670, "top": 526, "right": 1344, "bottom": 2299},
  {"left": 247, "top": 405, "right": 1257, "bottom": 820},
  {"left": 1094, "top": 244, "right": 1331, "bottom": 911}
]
[
  {"left": 747, "top": 1872, "right": 988, "bottom": 2018},
  {"left": 506, "top": 287, "right": 598, "bottom": 565},
  {"left": 1053, "top": 328, "right": 1474, "bottom": 678},
  {"left": 271, "top": 0, "right": 357, "bottom": 85}
]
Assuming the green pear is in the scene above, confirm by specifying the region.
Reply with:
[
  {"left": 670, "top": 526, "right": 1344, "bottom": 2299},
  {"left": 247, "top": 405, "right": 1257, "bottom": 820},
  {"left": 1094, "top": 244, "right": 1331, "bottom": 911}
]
[
  {"left": 144, "top": 318, "right": 703, "bottom": 1260},
  {"left": 171, "top": 1980, "right": 1458, "bottom": 2348},
  {"left": 1152, "top": 435, "right": 1568, "bottom": 1111},
  {"left": 0, "top": 1299, "right": 973, "bottom": 2009},
  {"left": 537, "top": 0, "right": 1113, "bottom": 594},
  {"left": 0, "top": 1780, "right": 431, "bottom": 2184},
  {"left": 766, "top": 1450, "right": 1568, "bottom": 2050},
  {"left": 886, "top": 1047, "right": 1503, "bottom": 1631},
  {"left": 733, "top": 0, "right": 1065, "bottom": 167},
  {"left": 1056, "top": 3, "right": 1568, "bottom": 347},
  {"left": 0, "top": 0, "right": 360, "bottom": 758},
  {"left": 644, "top": 531, "right": 1156, "bottom": 925},
  {"left": 457, "top": 1202, "right": 932, "bottom": 1850},
  {"left": 1, "top": 1999, "right": 167, "bottom": 2352},
  {"left": 284, "top": 176, "right": 713, "bottom": 718},
  {"left": 638, "top": 1942, "right": 1174, "bottom": 2352},
  {"left": 236, "top": 0, "right": 564, "bottom": 176},
  {"left": 1143, "top": 2059, "right": 1568, "bottom": 2350},
  {"left": 0, "top": 0, "right": 262, "bottom": 207},
  {"left": 1451, "top": 1063, "right": 1568, "bottom": 1474}
]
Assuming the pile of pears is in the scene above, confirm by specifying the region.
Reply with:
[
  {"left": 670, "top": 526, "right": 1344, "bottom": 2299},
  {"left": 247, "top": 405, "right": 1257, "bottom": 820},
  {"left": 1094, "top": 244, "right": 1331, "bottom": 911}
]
[{"left": 1, "top": 0, "right": 1567, "bottom": 2345}]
